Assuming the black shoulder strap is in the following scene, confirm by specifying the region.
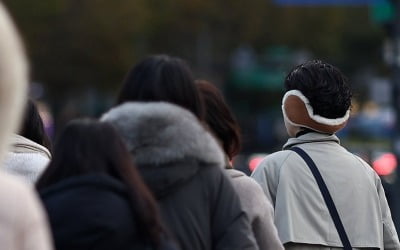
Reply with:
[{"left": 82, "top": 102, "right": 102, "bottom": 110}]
[{"left": 289, "top": 147, "right": 352, "bottom": 250}]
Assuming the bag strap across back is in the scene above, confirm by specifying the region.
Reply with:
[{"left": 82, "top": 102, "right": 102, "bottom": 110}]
[{"left": 289, "top": 147, "right": 352, "bottom": 250}]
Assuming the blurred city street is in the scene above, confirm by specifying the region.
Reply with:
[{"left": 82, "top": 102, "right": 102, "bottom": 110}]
[{"left": 5, "top": 0, "right": 400, "bottom": 235}]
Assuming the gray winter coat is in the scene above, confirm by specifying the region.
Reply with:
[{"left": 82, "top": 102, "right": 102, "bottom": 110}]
[
  {"left": 251, "top": 132, "right": 400, "bottom": 249},
  {"left": 102, "top": 102, "right": 258, "bottom": 250},
  {"left": 228, "top": 169, "right": 283, "bottom": 250}
]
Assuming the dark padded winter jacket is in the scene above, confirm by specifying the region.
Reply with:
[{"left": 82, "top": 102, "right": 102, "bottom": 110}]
[
  {"left": 39, "top": 174, "right": 154, "bottom": 250},
  {"left": 102, "top": 102, "right": 259, "bottom": 250}
]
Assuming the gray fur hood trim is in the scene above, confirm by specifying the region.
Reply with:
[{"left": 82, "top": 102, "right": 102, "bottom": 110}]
[{"left": 101, "top": 102, "right": 224, "bottom": 167}]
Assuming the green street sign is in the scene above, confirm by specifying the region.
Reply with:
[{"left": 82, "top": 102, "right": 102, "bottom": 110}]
[{"left": 371, "top": 0, "right": 394, "bottom": 24}]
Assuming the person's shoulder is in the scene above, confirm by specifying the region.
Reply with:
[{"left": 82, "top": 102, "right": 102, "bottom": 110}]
[
  {"left": 228, "top": 169, "right": 274, "bottom": 209},
  {"left": 3, "top": 151, "right": 49, "bottom": 184},
  {"left": 254, "top": 149, "right": 294, "bottom": 172},
  {"left": 6, "top": 151, "right": 50, "bottom": 167},
  {"left": 229, "top": 169, "right": 258, "bottom": 185},
  {"left": 350, "top": 152, "right": 380, "bottom": 177},
  {"left": 266, "top": 149, "right": 293, "bottom": 161},
  {"left": 227, "top": 168, "right": 245, "bottom": 178},
  {"left": 229, "top": 169, "right": 265, "bottom": 193}
]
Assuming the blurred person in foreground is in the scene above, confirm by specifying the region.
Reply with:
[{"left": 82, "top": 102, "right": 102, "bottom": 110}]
[
  {"left": 0, "top": 2, "right": 53, "bottom": 250},
  {"left": 37, "top": 119, "right": 178, "bottom": 250},
  {"left": 4, "top": 99, "right": 51, "bottom": 184},
  {"left": 197, "top": 80, "right": 284, "bottom": 250},
  {"left": 106, "top": 54, "right": 258, "bottom": 250},
  {"left": 251, "top": 60, "right": 400, "bottom": 250}
]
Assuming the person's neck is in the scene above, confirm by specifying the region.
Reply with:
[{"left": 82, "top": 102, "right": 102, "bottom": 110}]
[
  {"left": 225, "top": 154, "right": 233, "bottom": 169},
  {"left": 295, "top": 128, "right": 316, "bottom": 137},
  {"left": 295, "top": 128, "right": 333, "bottom": 138}
]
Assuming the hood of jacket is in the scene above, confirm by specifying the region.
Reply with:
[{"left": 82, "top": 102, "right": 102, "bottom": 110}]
[
  {"left": 2, "top": 134, "right": 51, "bottom": 184},
  {"left": 101, "top": 102, "right": 225, "bottom": 197},
  {"left": 7, "top": 134, "right": 51, "bottom": 159},
  {"left": 39, "top": 174, "right": 127, "bottom": 198},
  {"left": 39, "top": 174, "right": 143, "bottom": 250}
]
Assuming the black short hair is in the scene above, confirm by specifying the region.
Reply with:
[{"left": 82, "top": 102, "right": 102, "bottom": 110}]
[
  {"left": 116, "top": 55, "right": 205, "bottom": 120},
  {"left": 284, "top": 60, "right": 352, "bottom": 119}
]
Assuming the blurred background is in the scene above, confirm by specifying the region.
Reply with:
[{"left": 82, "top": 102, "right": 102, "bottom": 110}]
[{"left": 4, "top": 0, "right": 400, "bottom": 229}]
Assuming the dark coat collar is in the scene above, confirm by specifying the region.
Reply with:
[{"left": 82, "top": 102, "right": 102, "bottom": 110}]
[{"left": 39, "top": 174, "right": 126, "bottom": 198}]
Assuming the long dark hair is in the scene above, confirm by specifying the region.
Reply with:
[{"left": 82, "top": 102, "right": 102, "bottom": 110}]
[
  {"left": 116, "top": 54, "right": 205, "bottom": 120},
  {"left": 196, "top": 80, "right": 241, "bottom": 160},
  {"left": 20, "top": 99, "right": 51, "bottom": 150},
  {"left": 36, "top": 119, "right": 164, "bottom": 248}
]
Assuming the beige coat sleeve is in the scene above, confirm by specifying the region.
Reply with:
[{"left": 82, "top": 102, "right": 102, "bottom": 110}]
[
  {"left": 246, "top": 178, "right": 284, "bottom": 250},
  {"left": 249, "top": 156, "right": 286, "bottom": 250},
  {"left": 0, "top": 172, "right": 53, "bottom": 250},
  {"left": 375, "top": 176, "right": 400, "bottom": 250},
  {"left": 251, "top": 153, "right": 285, "bottom": 206},
  {"left": 17, "top": 186, "right": 53, "bottom": 250}
]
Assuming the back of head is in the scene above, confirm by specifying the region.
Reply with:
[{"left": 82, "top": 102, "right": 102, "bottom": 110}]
[
  {"left": 37, "top": 119, "right": 130, "bottom": 187},
  {"left": 284, "top": 60, "right": 352, "bottom": 119},
  {"left": 20, "top": 99, "right": 51, "bottom": 150},
  {"left": 37, "top": 118, "right": 165, "bottom": 248},
  {"left": 116, "top": 54, "right": 205, "bottom": 120},
  {"left": 0, "top": 3, "right": 28, "bottom": 161},
  {"left": 196, "top": 80, "right": 241, "bottom": 160}
]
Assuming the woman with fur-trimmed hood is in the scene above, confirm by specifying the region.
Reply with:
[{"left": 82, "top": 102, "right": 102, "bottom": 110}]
[{"left": 101, "top": 101, "right": 258, "bottom": 250}]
